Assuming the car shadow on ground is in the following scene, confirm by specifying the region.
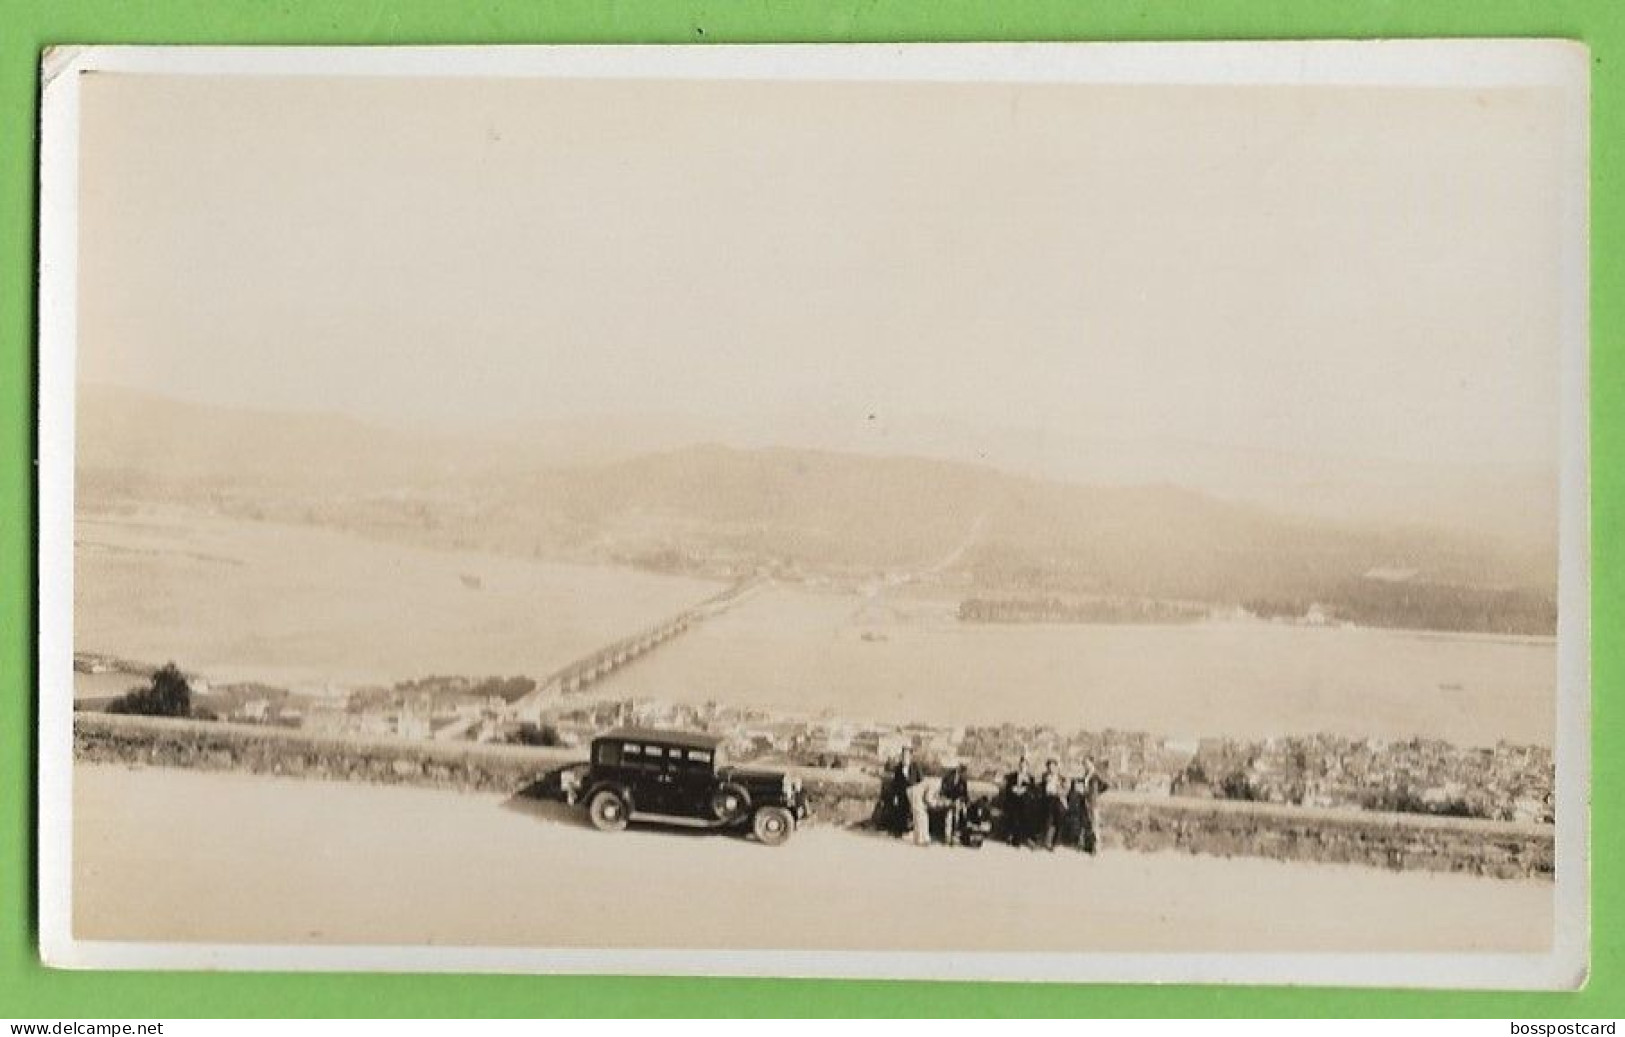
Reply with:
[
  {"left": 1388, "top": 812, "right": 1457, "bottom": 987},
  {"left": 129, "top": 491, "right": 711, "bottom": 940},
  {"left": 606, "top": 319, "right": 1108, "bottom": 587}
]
[{"left": 500, "top": 767, "right": 592, "bottom": 828}]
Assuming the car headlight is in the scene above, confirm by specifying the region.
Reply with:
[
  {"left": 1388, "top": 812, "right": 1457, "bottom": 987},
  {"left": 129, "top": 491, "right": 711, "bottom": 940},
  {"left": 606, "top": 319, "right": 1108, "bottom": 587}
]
[{"left": 783, "top": 774, "right": 802, "bottom": 796}]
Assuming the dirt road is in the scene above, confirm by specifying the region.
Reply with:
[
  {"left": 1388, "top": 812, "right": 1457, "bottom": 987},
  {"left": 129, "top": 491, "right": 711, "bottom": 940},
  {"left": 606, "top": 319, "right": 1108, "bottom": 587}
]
[{"left": 73, "top": 764, "right": 1551, "bottom": 952}]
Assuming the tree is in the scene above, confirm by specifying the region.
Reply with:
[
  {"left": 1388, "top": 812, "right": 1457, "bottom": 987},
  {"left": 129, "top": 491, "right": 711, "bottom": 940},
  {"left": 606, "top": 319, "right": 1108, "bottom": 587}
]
[
  {"left": 106, "top": 662, "right": 192, "bottom": 718},
  {"left": 510, "top": 722, "right": 562, "bottom": 747}
]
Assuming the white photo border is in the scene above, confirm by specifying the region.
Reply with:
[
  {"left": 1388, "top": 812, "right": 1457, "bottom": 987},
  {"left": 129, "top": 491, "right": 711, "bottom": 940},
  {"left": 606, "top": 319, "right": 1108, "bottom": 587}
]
[{"left": 35, "top": 40, "right": 1592, "bottom": 988}]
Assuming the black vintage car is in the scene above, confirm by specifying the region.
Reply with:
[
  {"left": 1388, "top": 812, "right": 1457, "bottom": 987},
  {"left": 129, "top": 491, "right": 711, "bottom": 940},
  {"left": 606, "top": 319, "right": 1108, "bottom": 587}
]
[{"left": 562, "top": 727, "right": 810, "bottom": 846}]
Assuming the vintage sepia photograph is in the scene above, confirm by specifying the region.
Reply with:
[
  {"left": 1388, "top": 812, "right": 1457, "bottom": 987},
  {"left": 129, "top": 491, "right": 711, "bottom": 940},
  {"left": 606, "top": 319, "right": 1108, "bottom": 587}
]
[{"left": 36, "top": 42, "right": 1589, "bottom": 986}]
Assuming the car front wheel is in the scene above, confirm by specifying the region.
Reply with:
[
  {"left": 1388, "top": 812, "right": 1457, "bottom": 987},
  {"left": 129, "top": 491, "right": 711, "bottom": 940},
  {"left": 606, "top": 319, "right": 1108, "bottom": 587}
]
[
  {"left": 752, "top": 805, "right": 795, "bottom": 846},
  {"left": 710, "top": 783, "right": 750, "bottom": 824},
  {"left": 587, "top": 788, "right": 630, "bottom": 833}
]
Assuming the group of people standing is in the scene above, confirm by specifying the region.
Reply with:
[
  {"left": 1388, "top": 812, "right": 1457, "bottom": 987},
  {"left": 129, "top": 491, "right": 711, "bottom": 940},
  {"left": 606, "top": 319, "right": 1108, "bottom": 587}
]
[
  {"left": 999, "top": 754, "right": 1111, "bottom": 853},
  {"left": 878, "top": 746, "right": 1110, "bottom": 853}
]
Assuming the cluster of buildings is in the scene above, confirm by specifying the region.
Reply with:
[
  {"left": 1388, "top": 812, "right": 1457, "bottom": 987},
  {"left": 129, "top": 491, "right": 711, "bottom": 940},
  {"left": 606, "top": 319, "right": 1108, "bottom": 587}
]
[
  {"left": 522, "top": 698, "right": 1553, "bottom": 825},
  {"left": 75, "top": 650, "right": 1553, "bottom": 825},
  {"left": 1175, "top": 733, "right": 1555, "bottom": 824},
  {"left": 73, "top": 655, "right": 534, "bottom": 744},
  {"left": 273, "top": 676, "right": 537, "bottom": 743},
  {"left": 535, "top": 699, "right": 1553, "bottom": 824}
]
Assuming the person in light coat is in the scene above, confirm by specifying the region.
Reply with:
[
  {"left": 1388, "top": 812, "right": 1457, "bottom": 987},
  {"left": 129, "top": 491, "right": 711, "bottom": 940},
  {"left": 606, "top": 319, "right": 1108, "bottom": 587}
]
[
  {"left": 887, "top": 746, "right": 925, "bottom": 840},
  {"left": 1074, "top": 756, "right": 1112, "bottom": 855}
]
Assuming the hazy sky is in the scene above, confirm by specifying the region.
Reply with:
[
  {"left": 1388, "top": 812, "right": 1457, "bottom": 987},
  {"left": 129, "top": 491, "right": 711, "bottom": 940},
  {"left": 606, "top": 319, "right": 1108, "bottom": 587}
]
[{"left": 79, "top": 74, "right": 1571, "bottom": 472}]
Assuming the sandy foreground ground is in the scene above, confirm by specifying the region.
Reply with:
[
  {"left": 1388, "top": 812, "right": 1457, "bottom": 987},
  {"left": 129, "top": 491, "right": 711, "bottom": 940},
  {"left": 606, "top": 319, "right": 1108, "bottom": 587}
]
[{"left": 73, "top": 764, "right": 1551, "bottom": 953}]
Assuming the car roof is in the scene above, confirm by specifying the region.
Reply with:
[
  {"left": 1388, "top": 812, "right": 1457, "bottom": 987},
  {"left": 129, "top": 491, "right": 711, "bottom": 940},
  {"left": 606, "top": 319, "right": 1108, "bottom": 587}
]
[{"left": 596, "top": 726, "right": 724, "bottom": 751}]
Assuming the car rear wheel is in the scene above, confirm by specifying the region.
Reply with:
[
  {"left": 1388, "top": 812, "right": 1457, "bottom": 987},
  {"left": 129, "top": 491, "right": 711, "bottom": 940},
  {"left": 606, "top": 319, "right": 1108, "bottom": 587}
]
[
  {"left": 752, "top": 805, "right": 795, "bottom": 846},
  {"left": 587, "top": 788, "right": 630, "bottom": 832}
]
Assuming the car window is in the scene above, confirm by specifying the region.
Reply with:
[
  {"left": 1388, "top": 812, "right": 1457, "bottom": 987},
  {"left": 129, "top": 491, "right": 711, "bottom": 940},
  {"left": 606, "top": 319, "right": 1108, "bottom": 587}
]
[
  {"left": 621, "top": 744, "right": 660, "bottom": 769},
  {"left": 595, "top": 741, "right": 622, "bottom": 766},
  {"left": 683, "top": 749, "right": 713, "bottom": 771}
]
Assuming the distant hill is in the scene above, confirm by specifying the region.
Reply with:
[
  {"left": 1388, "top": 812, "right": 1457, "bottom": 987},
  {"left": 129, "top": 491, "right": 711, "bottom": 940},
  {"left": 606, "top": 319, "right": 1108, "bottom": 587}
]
[
  {"left": 521, "top": 444, "right": 1553, "bottom": 603},
  {"left": 481, "top": 406, "right": 1560, "bottom": 552},
  {"left": 76, "top": 384, "right": 1556, "bottom": 632}
]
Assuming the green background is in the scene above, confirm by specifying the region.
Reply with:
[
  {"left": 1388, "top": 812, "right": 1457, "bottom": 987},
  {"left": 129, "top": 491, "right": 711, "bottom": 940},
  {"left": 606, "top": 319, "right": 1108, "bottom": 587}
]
[{"left": 0, "top": 0, "right": 1617, "bottom": 1019}]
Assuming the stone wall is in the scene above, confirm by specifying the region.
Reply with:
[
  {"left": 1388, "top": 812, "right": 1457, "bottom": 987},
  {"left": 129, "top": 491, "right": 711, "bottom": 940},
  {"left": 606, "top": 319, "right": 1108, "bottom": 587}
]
[
  {"left": 74, "top": 712, "right": 577, "bottom": 794},
  {"left": 74, "top": 713, "right": 1553, "bottom": 880},
  {"left": 1101, "top": 791, "right": 1553, "bottom": 881}
]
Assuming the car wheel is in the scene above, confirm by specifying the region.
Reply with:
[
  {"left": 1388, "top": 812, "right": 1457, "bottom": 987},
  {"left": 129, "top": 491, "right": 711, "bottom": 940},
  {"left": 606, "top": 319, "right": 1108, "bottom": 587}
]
[
  {"left": 587, "top": 788, "right": 630, "bottom": 832},
  {"left": 752, "top": 805, "right": 795, "bottom": 846},
  {"left": 710, "top": 783, "right": 750, "bottom": 824}
]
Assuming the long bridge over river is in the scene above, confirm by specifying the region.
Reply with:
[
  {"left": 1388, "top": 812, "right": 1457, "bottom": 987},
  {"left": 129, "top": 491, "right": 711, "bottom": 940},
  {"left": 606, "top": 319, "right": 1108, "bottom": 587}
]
[{"left": 509, "top": 576, "right": 768, "bottom": 724}]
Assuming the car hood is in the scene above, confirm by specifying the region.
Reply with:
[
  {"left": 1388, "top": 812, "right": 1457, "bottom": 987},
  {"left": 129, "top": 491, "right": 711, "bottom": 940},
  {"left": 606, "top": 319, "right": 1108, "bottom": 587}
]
[{"left": 717, "top": 765, "right": 787, "bottom": 786}]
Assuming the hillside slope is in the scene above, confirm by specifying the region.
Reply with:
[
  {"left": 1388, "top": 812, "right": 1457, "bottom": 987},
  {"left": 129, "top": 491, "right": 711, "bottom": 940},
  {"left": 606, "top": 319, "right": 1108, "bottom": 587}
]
[{"left": 76, "top": 385, "right": 1556, "bottom": 630}]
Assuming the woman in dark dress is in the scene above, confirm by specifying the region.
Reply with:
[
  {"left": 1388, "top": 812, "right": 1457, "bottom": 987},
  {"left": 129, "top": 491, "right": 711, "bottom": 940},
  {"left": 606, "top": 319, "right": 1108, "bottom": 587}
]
[
  {"left": 1001, "top": 756, "right": 1036, "bottom": 846},
  {"left": 938, "top": 763, "right": 970, "bottom": 845}
]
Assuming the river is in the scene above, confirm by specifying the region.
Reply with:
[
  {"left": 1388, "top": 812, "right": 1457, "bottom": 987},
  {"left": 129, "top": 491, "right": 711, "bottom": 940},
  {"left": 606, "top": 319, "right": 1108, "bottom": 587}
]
[{"left": 592, "top": 584, "right": 1556, "bottom": 746}]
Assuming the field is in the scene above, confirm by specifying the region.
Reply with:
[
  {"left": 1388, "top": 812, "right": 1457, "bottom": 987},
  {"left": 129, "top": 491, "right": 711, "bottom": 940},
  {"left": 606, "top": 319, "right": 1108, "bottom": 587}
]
[{"left": 74, "top": 509, "right": 726, "bottom": 690}]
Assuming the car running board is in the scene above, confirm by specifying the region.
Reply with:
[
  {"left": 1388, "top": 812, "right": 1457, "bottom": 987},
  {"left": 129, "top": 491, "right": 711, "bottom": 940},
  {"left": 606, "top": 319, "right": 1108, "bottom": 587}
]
[{"left": 628, "top": 811, "right": 742, "bottom": 829}]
